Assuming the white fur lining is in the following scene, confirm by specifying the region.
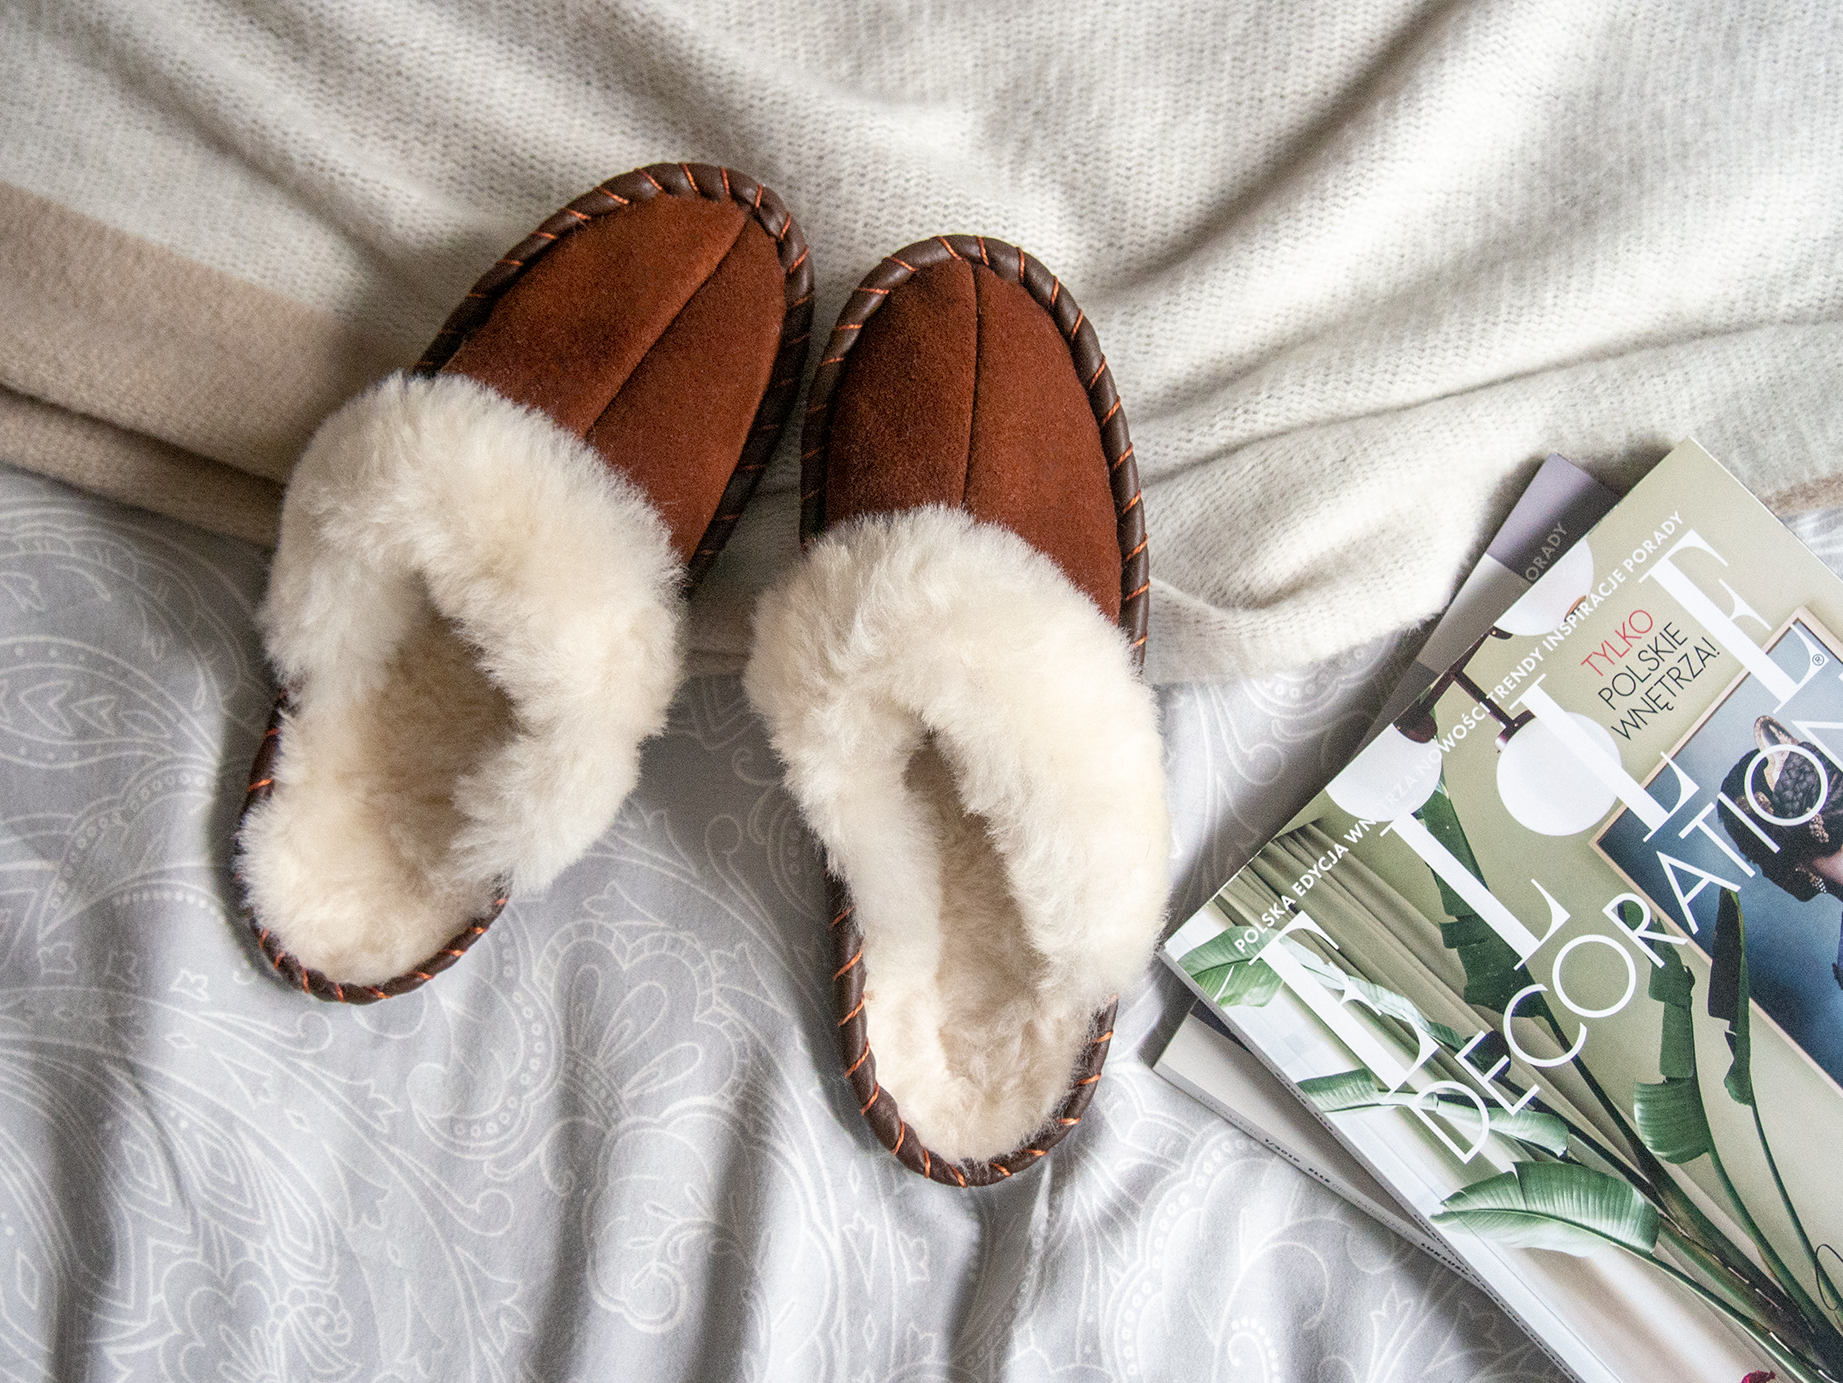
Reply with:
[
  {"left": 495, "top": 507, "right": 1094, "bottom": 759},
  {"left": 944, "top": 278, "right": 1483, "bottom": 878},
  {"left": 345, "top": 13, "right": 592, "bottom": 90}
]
[
  {"left": 239, "top": 373, "right": 684, "bottom": 984},
  {"left": 744, "top": 507, "right": 1170, "bottom": 1161}
]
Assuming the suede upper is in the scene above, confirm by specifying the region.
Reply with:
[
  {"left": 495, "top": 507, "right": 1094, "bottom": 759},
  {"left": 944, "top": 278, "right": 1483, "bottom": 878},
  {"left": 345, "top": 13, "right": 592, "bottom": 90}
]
[
  {"left": 823, "top": 258, "right": 1123, "bottom": 622},
  {"left": 442, "top": 192, "right": 787, "bottom": 562}
]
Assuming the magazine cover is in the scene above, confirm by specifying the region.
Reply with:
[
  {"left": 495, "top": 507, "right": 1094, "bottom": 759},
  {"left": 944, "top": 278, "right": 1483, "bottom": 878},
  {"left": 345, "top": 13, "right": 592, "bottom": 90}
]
[{"left": 1163, "top": 440, "right": 1843, "bottom": 1383}]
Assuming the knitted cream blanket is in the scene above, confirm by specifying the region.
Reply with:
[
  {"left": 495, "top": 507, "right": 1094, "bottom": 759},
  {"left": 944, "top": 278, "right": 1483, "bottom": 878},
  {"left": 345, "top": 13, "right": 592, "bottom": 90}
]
[{"left": 3, "top": 0, "right": 1840, "bottom": 682}]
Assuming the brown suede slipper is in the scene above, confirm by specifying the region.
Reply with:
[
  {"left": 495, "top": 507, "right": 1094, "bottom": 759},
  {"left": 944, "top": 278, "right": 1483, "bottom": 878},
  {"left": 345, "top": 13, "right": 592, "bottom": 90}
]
[
  {"left": 744, "top": 237, "right": 1167, "bottom": 1185},
  {"left": 237, "top": 163, "right": 812, "bottom": 1003}
]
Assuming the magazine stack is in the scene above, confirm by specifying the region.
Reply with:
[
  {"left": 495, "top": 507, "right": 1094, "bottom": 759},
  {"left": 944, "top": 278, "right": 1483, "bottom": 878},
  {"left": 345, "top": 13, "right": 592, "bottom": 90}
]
[{"left": 1163, "top": 440, "right": 1843, "bottom": 1383}]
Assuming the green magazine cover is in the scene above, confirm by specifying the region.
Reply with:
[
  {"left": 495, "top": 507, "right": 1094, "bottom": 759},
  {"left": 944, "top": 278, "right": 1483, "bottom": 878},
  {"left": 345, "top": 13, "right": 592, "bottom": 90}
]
[{"left": 1162, "top": 439, "right": 1843, "bottom": 1383}]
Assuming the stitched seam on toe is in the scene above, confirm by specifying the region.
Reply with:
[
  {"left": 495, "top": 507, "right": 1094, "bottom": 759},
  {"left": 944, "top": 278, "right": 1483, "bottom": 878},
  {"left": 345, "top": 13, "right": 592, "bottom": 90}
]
[
  {"left": 583, "top": 214, "right": 752, "bottom": 438},
  {"left": 963, "top": 262, "right": 986, "bottom": 510}
]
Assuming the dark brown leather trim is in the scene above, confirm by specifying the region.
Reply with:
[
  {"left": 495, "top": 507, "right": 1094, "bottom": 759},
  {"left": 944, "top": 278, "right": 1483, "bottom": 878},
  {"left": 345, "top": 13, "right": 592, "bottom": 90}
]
[
  {"left": 234, "top": 692, "right": 506, "bottom": 1004},
  {"left": 240, "top": 165, "right": 812, "bottom": 1003},
  {"left": 414, "top": 162, "right": 815, "bottom": 589},
  {"left": 800, "top": 235, "right": 1147, "bottom": 667},
  {"left": 827, "top": 874, "right": 1118, "bottom": 1187}
]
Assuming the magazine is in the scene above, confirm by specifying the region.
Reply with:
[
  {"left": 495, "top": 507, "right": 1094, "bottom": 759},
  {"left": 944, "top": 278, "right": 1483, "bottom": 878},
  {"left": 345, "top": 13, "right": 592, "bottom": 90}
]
[
  {"left": 1368, "top": 453, "right": 1618, "bottom": 737},
  {"left": 1162, "top": 439, "right": 1843, "bottom": 1383}
]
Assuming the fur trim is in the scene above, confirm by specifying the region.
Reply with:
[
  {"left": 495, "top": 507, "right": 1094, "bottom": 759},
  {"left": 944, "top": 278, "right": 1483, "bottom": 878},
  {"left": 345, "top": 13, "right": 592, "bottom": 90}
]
[
  {"left": 744, "top": 507, "right": 1169, "bottom": 1161},
  {"left": 239, "top": 373, "right": 684, "bottom": 984}
]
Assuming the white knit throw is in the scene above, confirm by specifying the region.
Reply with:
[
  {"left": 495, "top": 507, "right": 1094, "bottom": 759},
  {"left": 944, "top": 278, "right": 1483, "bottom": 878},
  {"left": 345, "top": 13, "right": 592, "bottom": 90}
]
[{"left": 3, "top": 0, "right": 1840, "bottom": 681}]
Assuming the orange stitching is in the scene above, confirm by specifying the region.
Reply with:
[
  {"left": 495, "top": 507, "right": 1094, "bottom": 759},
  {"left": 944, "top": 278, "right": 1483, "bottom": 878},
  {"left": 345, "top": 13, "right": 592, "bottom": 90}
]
[
  {"left": 1096, "top": 1030, "right": 1115, "bottom": 1043},
  {"left": 1119, "top": 492, "right": 1144, "bottom": 516},
  {"left": 800, "top": 487, "right": 822, "bottom": 502},
  {"left": 892, "top": 1122, "right": 905, "bottom": 1154},
  {"left": 819, "top": 354, "right": 847, "bottom": 366},
  {"left": 332, "top": 982, "right": 345, "bottom": 1002},
  {"left": 1126, "top": 581, "right": 1149, "bottom": 601},
  {"left": 1057, "top": 1116, "right": 1079, "bottom": 1126},
  {"left": 1110, "top": 444, "right": 1136, "bottom": 472},
  {"left": 1100, "top": 399, "right": 1121, "bottom": 424},
  {"left": 839, "top": 998, "right": 866, "bottom": 1026},
  {"left": 792, "top": 291, "right": 815, "bottom": 306},
  {"left": 1131, "top": 634, "right": 1147, "bottom": 649},
  {"left": 600, "top": 187, "right": 629, "bottom": 206},
  {"left": 952, "top": 1166, "right": 967, "bottom": 1187},
  {"left": 1049, "top": 276, "right": 1060, "bottom": 304},
  {"left": 1027, "top": 1147, "right": 1046, "bottom": 1158},
  {"left": 412, "top": 971, "right": 433, "bottom": 982},
  {"left": 995, "top": 1163, "right": 1012, "bottom": 1177},
  {"left": 861, "top": 285, "right": 890, "bottom": 296},
  {"left": 834, "top": 321, "right": 861, "bottom": 331},
  {"left": 1125, "top": 538, "right": 1148, "bottom": 561},
  {"left": 681, "top": 161, "right": 697, "bottom": 191},
  {"left": 976, "top": 236, "right": 990, "bottom": 266},
  {"left": 1074, "top": 1073, "right": 1102, "bottom": 1086},
  {"left": 721, "top": 167, "right": 731, "bottom": 197},
  {"left": 936, "top": 235, "right": 959, "bottom": 258},
  {"left": 566, "top": 208, "right": 589, "bottom": 222},
  {"left": 532, "top": 230, "right": 557, "bottom": 242},
  {"left": 753, "top": 183, "right": 764, "bottom": 210},
  {"left": 263, "top": 727, "right": 281, "bottom": 738},
  {"left": 1089, "top": 359, "right": 1107, "bottom": 388},
  {"left": 248, "top": 778, "right": 273, "bottom": 791},
  {"left": 830, "top": 905, "right": 854, "bottom": 927},
  {"left": 496, "top": 257, "right": 524, "bottom": 269},
  {"left": 643, "top": 169, "right": 665, "bottom": 191},
  {"left": 1070, "top": 309, "right": 1085, "bottom": 337},
  {"left": 789, "top": 245, "right": 809, "bottom": 271},
  {"left": 833, "top": 947, "right": 863, "bottom": 980},
  {"left": 860, "top": 1083, "right": 881, "bottom": 1114},
  {"left": 922, "top": 1148, "right": 931, "bottom": 1177},
  {"left": 441, "top": 948, "right": 464, "bottom": 959},
  {"left": 299, "top": 970, "right": 310, "bottom": 994},
  {"left": 844, "top": 1046, "right": 870, "bottom": 1077},
  {"left": 777, "top": 218, "right": 790, "bottom": 242},
  {"left": 889, "top": 255, "right": 915, "bottom": 272}
]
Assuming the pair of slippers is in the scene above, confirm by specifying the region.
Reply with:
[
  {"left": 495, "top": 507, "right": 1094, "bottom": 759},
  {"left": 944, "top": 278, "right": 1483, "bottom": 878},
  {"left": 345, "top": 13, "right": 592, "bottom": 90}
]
[{"left": 236, "top": 164, "right": 1171, "bottom": 1186}]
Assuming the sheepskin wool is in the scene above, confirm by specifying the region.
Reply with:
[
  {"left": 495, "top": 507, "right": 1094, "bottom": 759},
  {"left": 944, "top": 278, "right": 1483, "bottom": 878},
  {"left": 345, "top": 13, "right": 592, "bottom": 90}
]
[
  {"left": 238, "top": 373, "right": 684, "bottom": 984},
  {"left": 744, "top": 508, "right": 1170, "bottom": 1162}
]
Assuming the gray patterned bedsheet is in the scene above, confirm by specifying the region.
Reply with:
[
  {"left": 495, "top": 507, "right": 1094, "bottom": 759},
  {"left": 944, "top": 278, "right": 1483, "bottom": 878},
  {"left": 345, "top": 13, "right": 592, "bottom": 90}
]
[{"left": 0, "top": 458, "right": 1584, "bottom": 1381}]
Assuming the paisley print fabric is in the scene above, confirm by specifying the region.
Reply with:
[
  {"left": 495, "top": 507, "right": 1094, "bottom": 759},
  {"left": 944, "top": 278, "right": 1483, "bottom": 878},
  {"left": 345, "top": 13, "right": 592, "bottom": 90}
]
[{"left": 0, "top": 459, "right": 1619, "bottom": 1380}]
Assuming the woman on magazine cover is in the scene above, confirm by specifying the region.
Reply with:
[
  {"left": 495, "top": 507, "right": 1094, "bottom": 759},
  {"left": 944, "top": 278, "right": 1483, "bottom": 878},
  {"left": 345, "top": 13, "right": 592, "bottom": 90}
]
[{"left": 1722, "top": 715, "right": 1843, "bottom": 990}]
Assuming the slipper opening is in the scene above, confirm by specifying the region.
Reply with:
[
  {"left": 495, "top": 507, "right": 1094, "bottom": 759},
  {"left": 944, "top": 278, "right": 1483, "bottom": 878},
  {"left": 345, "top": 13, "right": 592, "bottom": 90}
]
[
  {"left": 240, "top": 374, "right": 685, "bottom": 986},
  {"left": 746, "top": 506, "right": 1169, "bottom": 1162}
]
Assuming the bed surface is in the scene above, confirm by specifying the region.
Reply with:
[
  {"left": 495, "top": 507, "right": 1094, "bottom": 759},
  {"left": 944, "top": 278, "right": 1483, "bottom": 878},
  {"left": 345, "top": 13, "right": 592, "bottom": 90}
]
[{"left": 0, "top": 460, "right": 1586, "bottom": 1381}]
